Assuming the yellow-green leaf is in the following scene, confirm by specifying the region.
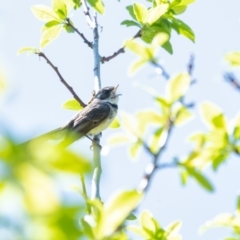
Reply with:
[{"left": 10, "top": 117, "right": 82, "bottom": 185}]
[
  {"left": 32, "top": 5, "right": 62, "bottom": 22},
  {"left": 87, "top": 0, "right": 105, "bottom": 14},
  {"left": 40, "top": 24, "right": 63, "bottom": 48},
  {"left": 129, "top": 141, "right": 142, "bottom": 159},
  {"left": 62, "top": 98, "right": 83, "bottom": 111},
  {"left": 165, "top": 221, "right": 182, "bottom": 237},
  {"left": 167, "top": 72, "right": 191, "bottom": 103},
  {"left": 108, "top": 133, "right": 130, "bottom": 145},
  {"left": 52, "top": 0, "right": 68, "bottom": 19},
  {"left": 200, "top": 102, "right": 227, "bottom": 131},
  {"left": 98, "top": 190, "right": 143, "bottom": 238},
  {"left": 109, "top": 117, "right": 120, "bottom": 128},
  {"left": 129, "top": 58, "right": 148, "bottom": 74},
  {"left": 125, "top": 40, "right": 153, "bottom": 59},
  {"left": 225, "top": 52, "right": 240, "bottom": 67},
  {"left": 147, "top": 4, "right": 168, "bottom": 25},
  {"left": 151, "top": 32, "right": 169, "bottom": 49},
  {"left": 17, "top": 47, "right": 37, "bottom": 55},
  {"left": 133, "top": 3, "right": 148, "bottom": 24},
  {"left": 174, "top": 106, "right": 193, "bottom": 126}
]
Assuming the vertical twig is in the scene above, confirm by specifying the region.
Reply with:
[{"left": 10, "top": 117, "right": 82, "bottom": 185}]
[
  {"left": 91, "top": 12, "right": 102, "bottom": 200},
  {"left": 81, "top": 0, "right": 102, "bottom": 200},
  {"left": 80, "top": 174, "right": 91, "bottom": 214}
]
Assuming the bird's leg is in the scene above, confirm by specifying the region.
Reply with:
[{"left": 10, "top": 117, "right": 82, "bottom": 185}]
[{"left": 85, "top": 134, "right": 102, "bottom": 149}]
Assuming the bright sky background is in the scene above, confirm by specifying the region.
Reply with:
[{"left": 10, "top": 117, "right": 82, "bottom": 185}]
[{"left": 1, "top": 0, "right": 240, "bottom": 239}]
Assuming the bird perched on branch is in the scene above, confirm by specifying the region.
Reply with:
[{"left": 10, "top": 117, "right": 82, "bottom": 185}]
[{"left": 22, "top": 85, "right": 121, "bottom": 147}]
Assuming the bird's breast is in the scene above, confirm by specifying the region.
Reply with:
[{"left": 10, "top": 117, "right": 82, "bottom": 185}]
[{"left": 88, "top": 108, "right": 117, "bottom": 135}]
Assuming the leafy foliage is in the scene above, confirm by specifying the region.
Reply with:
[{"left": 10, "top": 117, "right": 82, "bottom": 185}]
[
  {"left": 128, "top": 210, "right": 182, "bottom": 240},
  {"left": 122, "top": 0, "right": 195, "bottom": 54}
]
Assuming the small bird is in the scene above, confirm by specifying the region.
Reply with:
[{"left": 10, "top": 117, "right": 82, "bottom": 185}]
[{"left": 23, "top": 85, "right": 121, "bottom": 147}]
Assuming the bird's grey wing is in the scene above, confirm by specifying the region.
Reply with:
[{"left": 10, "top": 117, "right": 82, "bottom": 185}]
[{"left": 72, "top": 102, "right": 111, "bottom": 135}]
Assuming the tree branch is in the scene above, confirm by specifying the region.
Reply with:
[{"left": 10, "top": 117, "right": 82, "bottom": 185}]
[
  {"left": 81, "top": 0, "right": 94, "bottom": 29},
  {"left": 138, "top": 119, "right": 174, "bottom": 192},
  {"left": 37, "top": 52, "right": 86, "bottom": 108},
  {"left": 151, "top": 61, "right": 170, "bottom": 80},
  {"left": 91, "top": 12, "right": 102, "bottom": 200},
  {"left": 101, "top": 30, "right": 142, "bottom": 63},
  {"left": 224, "top": 72, "right": 240, "bottom": 90},
  {"left": 66, "top": 19, "right": 93, "bottom": 49}
]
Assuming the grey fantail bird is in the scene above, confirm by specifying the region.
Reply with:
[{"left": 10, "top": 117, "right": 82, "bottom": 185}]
[{"left": 22, "top": 85, "right": 121, "bottom": 147}]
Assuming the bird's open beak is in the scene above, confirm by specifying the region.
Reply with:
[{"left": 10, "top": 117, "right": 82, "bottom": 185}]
[{"left": 113, "top": 84, "right": 122, "bottom": 96}]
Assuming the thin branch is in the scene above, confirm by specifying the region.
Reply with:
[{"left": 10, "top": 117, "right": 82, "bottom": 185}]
[
  {"left": 138, "top": 55, "right": 196, "bottom": 192},
  {"left": 151, "top": 61, "right": 170, "bottom": 80},
  {"left": 187, "top": 54, "right": 197, "bottom": 85},
  {"left": 81, "top": 0, "right": 94, "bottom": 29},
  {"left": 138, "top": 119, "right": 174, "bottom": 192},
  {"left": 37, "top": 52, "right": 86, "bottom": 108},
  {"left": 91, "top": 12, "right": 102, "bottom": 200},
  {"left": 224, "top": 72, "right": 240, "bottom": 90},
  {"left": 101, "top": 30, "right": 142, "bottom": 63},
  {"left": 66, "top": 19, "right": 93, "bottom": 48}
]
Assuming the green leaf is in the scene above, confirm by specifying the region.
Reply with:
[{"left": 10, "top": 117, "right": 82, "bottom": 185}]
[
  {"left": 64, "top": 24, "right": 75, "bottom": 33},
  {"left": 174, "top": 105, "right": 193, "bottom": 126},
  {"left": 52, "top": 0, "right": 68, "bottom": 19},
  {"left": 186, "top": 166, "right": 214, "bottom": 192},
  {"left": 225, "top": 52, "right": 240, "bottom": 67},
  {"left": 41, "top": 20, "right": 61, "bottom": 33},
  {"left": 151, "top": 32, "right": 169, "bottom": 49},
  {"left": 162, "top": 40, "right": 173, "bottom": 54},
  {"left": 129, "top": 140, "right": 142, "bottom": 159},
  {"left": 128, "top": 225, "right": 149, "bottom": 239},
  {"left": 121, "top": 20, "right": 141, "bottom": 28},
  {"left": 148, "top": 128, "right": 165, "bottom": 153},
  {"left": 108, "top": 133, "right": 130, "bottom": 145},
  {"left": 125, "top": 40, "right": 153, "bottom": 59},
  {"left": 17, "top": 47, "right": 37, "bottom": 55},
  {"left": 147, "top": 4, "right": 169, "bottom": 25},
  {"left": 62, "top": 98, "right": 83, "bottom": 110},
  {"left": 127, "top": 212, "right": 137, "bottom": 220},
  {"left": 165, "top": 221, "right": 182, "bottom": 237},
  {"left": 130, "top": 59, "right": 148, "bottom": 74},
  {"left": 32, "top": 5, "right": 62, "bottom": 22},
  {"left": 40, "top": 24, "right": 63, "bottom": 48},
  {"left": 72, "top": 0, "right": 81, "bottom": 9},
  {"left": 87, "top": 0, "right": 105, "bottom": 14},
  {"left": 133, "top": 3, "right": 148, "bottom": 24},
  {"left": 170, "top": 0, "right": 195, "bottom": 15},
  {"left": 167, "top": 72, "right": 191, "bottom": 103},
  {"left": 233, "top": 113, "right": 240, "bottom": 140},
  {"left": 137, "top": 110, "right": 165, "bottom": 132},
  {"left": 140, "top": 210, "right": 158, "bottom": 233},
  {"left": 126, "top": 5, "right": 137, "bottom": 21},
  {"left": 237, "top": 195, "right": 240, "bottom": 215},
  {"left": 180, "top": 170, "right": 189, "bottom": 185},
  {"left": 98, "top": 190, "right": 143, "bottom": 238},
  {"left": 200, "top": 102, "right": 227, "bottom": 131},
  {"left": 109, "top": 118, "right": 120, "bottom": 128},
  {"left": 171, "top": 18, "right": 195, "bottom": 42},
  {"left": 141, "top": 26, "right": 169, "bottom": 44}
]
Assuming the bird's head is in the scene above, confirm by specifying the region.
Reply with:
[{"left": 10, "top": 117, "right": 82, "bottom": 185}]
[{"left": 95, "top": 85, "right": 121, "bottom": 104}]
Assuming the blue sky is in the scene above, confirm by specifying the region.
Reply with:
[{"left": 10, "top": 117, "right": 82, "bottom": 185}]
[{"left": 1, "top": 0, "right": 240, "bottom": 239}]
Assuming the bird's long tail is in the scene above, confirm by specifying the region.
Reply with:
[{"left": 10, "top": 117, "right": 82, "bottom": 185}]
[{"left": 20, "top": 127, "right": 67, "bottom": 146}]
